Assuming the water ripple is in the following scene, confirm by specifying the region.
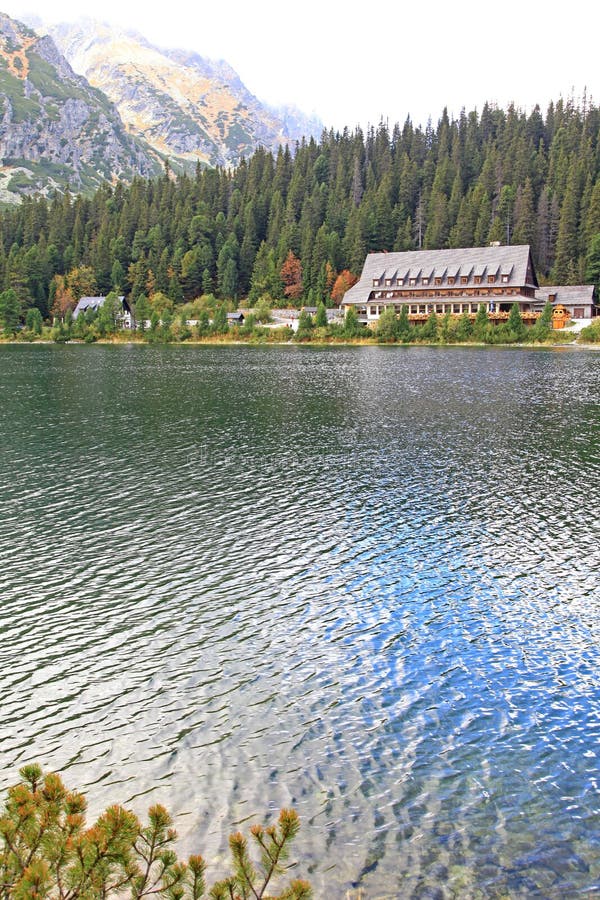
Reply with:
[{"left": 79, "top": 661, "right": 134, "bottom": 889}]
[{"left": 0, "top": 344, "right": 599, "bottom": 897}]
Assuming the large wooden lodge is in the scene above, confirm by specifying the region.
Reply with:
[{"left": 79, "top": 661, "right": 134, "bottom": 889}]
[{"left": 342, "top": 244, "right": 597, "bottom": 326}]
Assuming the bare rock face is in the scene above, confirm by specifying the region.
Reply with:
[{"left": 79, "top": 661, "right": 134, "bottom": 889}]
[
  {"left": 0, "top": 12, "right": 158, "bottom": 199},
  {"left": 47, "top": 19, "right": 322, "bottom": 170},
  {"left": 0, "top": 12, "right": 323, "bottom": 201}
]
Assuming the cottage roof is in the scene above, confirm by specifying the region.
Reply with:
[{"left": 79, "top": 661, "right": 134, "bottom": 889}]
[
  {"left": 534, "top": 285, "right": 595, "bottom": 305},
  {"left": 343, "top": 245, "right": 538, "bottom": 305},
  {"left": 73, "top": 295, "right": 125, "bottom": 318}
]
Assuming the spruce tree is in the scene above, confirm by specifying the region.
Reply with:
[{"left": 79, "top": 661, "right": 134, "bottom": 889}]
[
  {"left": 585, "top": 233, "right": 600, "bottom": 289},
  {"left": 25, "top": 307, "right": 43, "bottom": 334},
  {"left": 553, "top": 163, "right": 581, "bottom": 283},
  {"left": 0, "top": 289, "right": 21, "bottom": 334},
  {"left": 397, "top": 304, "right": 410, "bottom": 338},
  {"left": 315, "top": 302, "right": 328, "bottom": 328},
  {"left": 421, "top": 311, "right": 439, "bottom": 341},
  {"left": 508, "top": 302, "right": 526, "bottom": 340},
  {"left": 473, "top": 304, "right": 489, "bottom": 340},
  {"left": 344, "top": 305, "right": 359, "bottom": 337}
]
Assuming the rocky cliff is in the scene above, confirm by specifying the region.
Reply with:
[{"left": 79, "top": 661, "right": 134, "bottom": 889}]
[
  {"left": 47, "top": 19, "right": 322, "bottom": 170},
  {"left": 0, "top": 12, "right": 159, "bottom": 202}
]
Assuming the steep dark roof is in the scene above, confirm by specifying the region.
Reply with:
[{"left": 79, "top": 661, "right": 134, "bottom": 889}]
[
  {"left": 73, "top": 295, "right": 125, "bottom": 318},
  {"left": 343, "top": 245, "right": 537, "bottom": 305}
]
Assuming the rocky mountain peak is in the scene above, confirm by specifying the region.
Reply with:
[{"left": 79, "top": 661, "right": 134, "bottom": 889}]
[
  {"left": 45, "top": 17, "right": 322, "bottom": 169},
  {"left": 0, "top": 11, "right": 158, "bottom": 202}
]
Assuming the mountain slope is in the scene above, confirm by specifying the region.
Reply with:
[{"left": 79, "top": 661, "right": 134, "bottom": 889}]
[
  {"left": 0, "top": 12, "right": 158, "bottom": 201},
  {"left": 47, "top": 19, "right": 322, "bottom": 169}
]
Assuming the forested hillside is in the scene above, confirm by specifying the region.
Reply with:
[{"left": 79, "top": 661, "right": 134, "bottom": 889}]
[{"left": 1, "top": 96, "right": 599, "bottom": 318}]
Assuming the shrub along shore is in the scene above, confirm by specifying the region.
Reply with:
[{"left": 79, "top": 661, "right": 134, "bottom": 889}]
[{"left": 1, "top": 293, "right": 598, "bottom": 346}]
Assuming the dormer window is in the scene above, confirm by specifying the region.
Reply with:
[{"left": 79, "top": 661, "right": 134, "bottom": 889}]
[
  {"left": 447, "top": 277, "right": 455, "bottom": 285},
  {"left": 501, "top": 274, "right": 509, "bottom": 283},
  {"left": 488, "top": 275, "right": 496, "bottom": 284},
  {"left": 434, "top": 277, "right": 442, "bottom": 285},
  {"left": 422, "top": 278, "right": 429, "bottom": 285},
  {"left": 396, "top": 278, "right": 404, "bottom": 286},
  {"left": 474, "top": 276, "right": 482, "bottom": 284},
  {"left": 385, "top": 279, "right": 392, "bottom": 286},
  {"left": 409, "top": 278, "right": 416, "bottom": 286},
  {"left": 461, "top": 276, "right": 469, "bottom": 284},
  {"left": 373, "top": 279, "right": 380, "bottom": 287}
]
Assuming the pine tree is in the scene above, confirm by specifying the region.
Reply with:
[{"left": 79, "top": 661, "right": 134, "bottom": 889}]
[
  {"left": 280, "top": 250, "right": 303, "bottom": 301},
  {"left": 315, "top": 302, "right": 328, "bottom": 328},
  {"left": 473, "top": 304, "right": 489, "bottom": 340},
  {"left": 0, "top": 288, "right": 21, "bottom": 333},
  {"left": 397, "top": 303, "right": 410, "bottom": 338},
  {"left": 553, "top": 162, "right": 581, "bottom": 282},
  {"left": 0, "top": 765, "right": 311, "bottom": 900},
  {"left": 584, "top": 180, "right": 600, "bottom": 245},
  {"left": 421, "top": 311, "right": 439, "bottom": 341},
  {"left": 344, "top": 305, "right": 360, "bottom": 337},
  {"left": 249, "top": 242, "right": 282, "bottom": 302},
  {"left": 508, "top": 302, "right": 526, "bottom": 340},
  {"left": 212, "top": 303, "right": 228, "bottom": 334},
  {"left": 585, "top": 233, "right": 600, "bottom": 288},
  {"left": 512, "top": 179, "right": 536, "bottom": 247}
]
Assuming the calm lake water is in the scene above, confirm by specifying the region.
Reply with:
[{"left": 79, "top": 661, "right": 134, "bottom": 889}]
[{"left": 1, "top": 344, "right": 599, "bottom": 898}]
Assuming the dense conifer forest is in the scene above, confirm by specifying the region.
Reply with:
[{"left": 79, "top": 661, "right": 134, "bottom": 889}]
[{"left": 1, "top": 96, "right": 600, "bottom": 320}]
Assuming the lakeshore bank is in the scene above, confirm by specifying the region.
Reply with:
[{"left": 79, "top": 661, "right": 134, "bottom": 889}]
[{"left": 2, "top": 334, "right": 598, "bottom": 350}]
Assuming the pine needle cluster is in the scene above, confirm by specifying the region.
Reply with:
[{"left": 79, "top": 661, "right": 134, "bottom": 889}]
[{"left": 0, "top": 765, "right": 311, "bottom": 900}]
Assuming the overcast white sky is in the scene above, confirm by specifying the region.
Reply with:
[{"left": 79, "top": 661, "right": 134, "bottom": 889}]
[{"left": 2, "top": 0, "right": 597, "bottom": 130}]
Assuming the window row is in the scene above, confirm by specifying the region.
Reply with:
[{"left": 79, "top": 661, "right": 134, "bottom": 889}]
[
  {"left": 368, "top": 302, "right": 506, "bottom": 316},
  {"left": 373, "top": 275, "right": 510, "bottom": 287},
  {"left": 372, "top": 288, "right": 520, "bottom": 300},
  {"left": 374, "top": 274, "right": 510, "bottom": 287}
]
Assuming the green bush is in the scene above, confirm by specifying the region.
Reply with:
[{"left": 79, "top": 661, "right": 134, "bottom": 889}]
[{"left": 579, "top": 319, "right": 600, "bottom": 342}]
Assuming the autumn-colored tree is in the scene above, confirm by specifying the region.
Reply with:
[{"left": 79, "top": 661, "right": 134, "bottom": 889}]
[
  {"left": 50, "top": 275, "right": 75, "bottom": 319},
  {"left": 280, "top": 250, "right": 303, "bottom": 301},
  {"left": 67, "top": 266, "right": 98, "bottom": 306},
  {"left": 330, "top": 270, "right": 358, "bottom": 306},
  {"left": 149, "top": 291, "right": 175, "bottom": 314},
  {"left": 51, "top": 266, "right": 100, "bottom": 321}
]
